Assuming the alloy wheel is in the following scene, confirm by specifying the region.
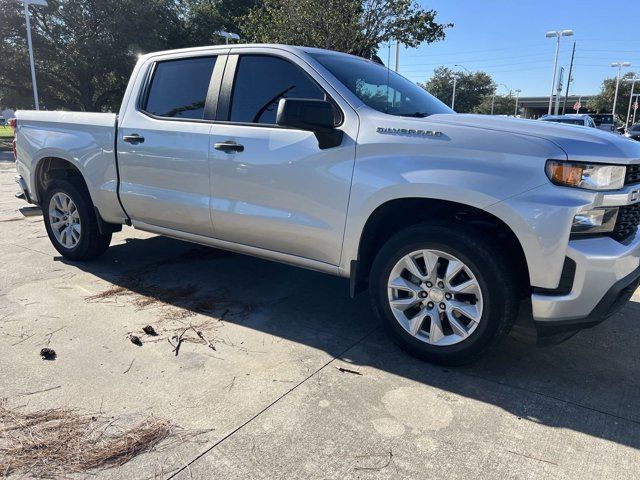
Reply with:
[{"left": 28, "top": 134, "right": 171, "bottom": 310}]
[
  {"left": 48, "top": 192, "right": 81, "bottom": 248},
  {"left": 387, "top": 249, "right": 483, "bottom": 346}
]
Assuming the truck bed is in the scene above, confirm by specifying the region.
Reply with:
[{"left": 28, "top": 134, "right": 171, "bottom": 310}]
[{"left": 14, "top": 110, "right": 127, "bottom": 224}]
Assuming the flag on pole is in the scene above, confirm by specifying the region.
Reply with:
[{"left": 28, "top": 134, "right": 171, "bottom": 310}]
[
  {"left": 634, "top": 101, "right": 639, "bottom": 112},
  {"left": 573, "top": 101, "right": 581, "bottom": 112}
]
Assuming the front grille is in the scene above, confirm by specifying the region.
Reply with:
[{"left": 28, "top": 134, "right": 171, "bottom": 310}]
[
  {"left": 625, "top": 164, "right": 640, "bottom": 185},
  {"left": 611, "top": 203, "right": 640, "bottom": 241}
]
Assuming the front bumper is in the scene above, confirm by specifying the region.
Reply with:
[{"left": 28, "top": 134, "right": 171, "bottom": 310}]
[{"left": 532, "top": 232, "right": 640, "bottom": 334}]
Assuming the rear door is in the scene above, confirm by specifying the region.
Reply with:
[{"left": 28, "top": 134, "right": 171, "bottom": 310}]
[
  {"left": 207, "top": 50, "right": 358, "bottom": 265},
  {"left": 117, "top": 53, "right": 225, "bottom": 236}
]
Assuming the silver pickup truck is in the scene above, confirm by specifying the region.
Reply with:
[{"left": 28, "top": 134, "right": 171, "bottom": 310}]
[{"left": 13, "top": 44, "right": 640, "bottom": 364}]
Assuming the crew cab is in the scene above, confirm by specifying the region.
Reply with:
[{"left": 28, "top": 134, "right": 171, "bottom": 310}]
[{"left": 13, "top": 44, "right": 640, "bottom": 364}]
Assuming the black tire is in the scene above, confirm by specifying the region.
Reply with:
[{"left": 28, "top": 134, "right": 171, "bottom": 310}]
[
  {"left": 42, "top": 177, "right": 111, "bottom": 260},
  {"left": 369, "top": 222, "right": 520, "bottom": 365}
]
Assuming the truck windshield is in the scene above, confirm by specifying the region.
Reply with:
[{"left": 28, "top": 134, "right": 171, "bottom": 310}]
[{"left": 310, "top": 52, "right": 453, "bottom": 117}]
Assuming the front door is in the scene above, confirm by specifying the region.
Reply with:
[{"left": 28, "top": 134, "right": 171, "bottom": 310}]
[
  {"left": 209, "top": 52, "right": 357, "bottom": 265},
  {"left": 117, "top": 55, "right": 221, "bottom": 236}
]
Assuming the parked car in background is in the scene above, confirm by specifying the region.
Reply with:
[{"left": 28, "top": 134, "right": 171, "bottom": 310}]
[
  {"left": 539, "top": 114, "right": 596, "bottom": 128},
  {"left": 589, "top": 113, "right": 618, "bottom": 133},
  {"left": 625, "top": 123, "right": 640, "bottom": 141},
  {"left": 0, "top": 117, "right": 5, "bottom": 126},
  {"left": 12, "top": 44, "right": 640, "bottom": 365}
]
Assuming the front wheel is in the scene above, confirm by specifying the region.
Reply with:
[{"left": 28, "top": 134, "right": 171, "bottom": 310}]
[
  {"left": 370, "top": 223, "right": 520, "bottom": 365},
  {"left": 43, "top": 177, "right": 112, "bottom": 260}
]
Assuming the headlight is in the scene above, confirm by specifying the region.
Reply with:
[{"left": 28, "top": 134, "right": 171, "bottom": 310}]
[
  {"left": 546, "top": 160, "right": 626, "bottom": 190},
  {"left": 572, "top": 207, "right": 618, "bottom": 234}
]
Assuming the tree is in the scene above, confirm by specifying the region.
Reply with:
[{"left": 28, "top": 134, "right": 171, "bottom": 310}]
[
  {"left": 588, "top": 72, "right": 638, "bottom": 120},
  {"left": 0, "top": 0, "right": 255, "bottom": 112},
  {"left": 179, "top": 0, "right": 258, "bottom": 47},
  {"left": 473, "top": 94, "right": 514, "bottom": 116},
  {"left": 419, "top": 66, "right": 494, "bottom": 113},
  {"left": 240, "top": 0, "right": 451, "bottom": 58}
]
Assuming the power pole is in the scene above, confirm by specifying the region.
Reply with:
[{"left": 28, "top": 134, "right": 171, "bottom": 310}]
[{"left": 562, "top": 41, "right": 576, "bottom": 115}]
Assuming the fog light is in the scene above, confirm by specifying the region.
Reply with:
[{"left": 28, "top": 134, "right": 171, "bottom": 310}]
[{"left": 572, "top": 207, "right": 618, "bottom": 234}]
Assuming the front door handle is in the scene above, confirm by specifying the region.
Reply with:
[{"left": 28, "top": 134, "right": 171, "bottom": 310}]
[
  {"left": 214, "top": 141, "right": 244, "bottom": 153},
  {"left": 123, "top": 134, "right": 145, "bottom": 144}
]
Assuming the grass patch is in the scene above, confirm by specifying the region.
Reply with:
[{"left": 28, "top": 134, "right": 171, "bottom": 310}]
[{"left": 0, "top": 126, "right": 14, "bottom": 139}]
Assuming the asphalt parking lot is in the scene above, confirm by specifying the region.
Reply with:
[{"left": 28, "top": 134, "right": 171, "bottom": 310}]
[{"left": 1, "top": 155, "right": 640, "bottom": 479}]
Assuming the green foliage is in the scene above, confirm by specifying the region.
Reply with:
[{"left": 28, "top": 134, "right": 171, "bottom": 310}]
[
  {"left": 419, "top": 66, "right": 494, "bottom": 113},
  {"left": 587, "top": 72, "right": 638, "bottom": 119},
  {"left": 0, "top": 0, "right": 255, "bottom": 111},
  {"left": 473, "top": 94, "right": 515, "bottom": 116},
  {"left": 240, "top": 0, "right": 451, "bottom": 58},
  {"left": 179, "top": 0, "right": 258, "bottom": 47}
]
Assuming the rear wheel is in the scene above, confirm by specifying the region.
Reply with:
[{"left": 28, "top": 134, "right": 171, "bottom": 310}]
[
  {"left": 370, "top": 223, "right": 520, "bottom": 365},
  {"left": 43, "top": 177, "right": 111, "bottom": 260}
]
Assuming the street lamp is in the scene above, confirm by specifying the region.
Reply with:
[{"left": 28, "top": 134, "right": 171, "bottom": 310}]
[
  {"left": 514, "top": 89, "right": 522, "bottom": 116},
  {"left": 490, "top": 83, "right": 509, "bottom": 115},
  {"left": 611, "top": 61, "right": 631, "bottom": 117},
  {"left": 216, "top": 31, "right": 240, "bottom": 44},
  {"left": 21, "top": 0, "right": 48, "bottom": 110},
  {"left": 451, "top": 73, "right": 458, "bottom": 110},
  {"left": 451, "top": 65, "right": 469, "bottom": 111},
  {"left": 625, "top": 75, "right": 638, "bottom": 131},
  {"left": 545, "top": 29, "right": 574, "bottom": 115}
]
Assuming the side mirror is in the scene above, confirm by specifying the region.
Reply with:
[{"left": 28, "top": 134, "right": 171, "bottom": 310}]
[{"left": 276, "top": 98, "right": 343, "bottom": 149}]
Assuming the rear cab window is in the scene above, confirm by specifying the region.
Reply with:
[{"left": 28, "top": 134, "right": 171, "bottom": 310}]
[{"left": 143, "top": 56, "right": 217, "bottom": 119}]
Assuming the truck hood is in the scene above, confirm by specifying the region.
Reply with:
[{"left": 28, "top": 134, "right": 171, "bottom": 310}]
[{"left": 429, "top": 113, "right": 640, "bottom": 165}]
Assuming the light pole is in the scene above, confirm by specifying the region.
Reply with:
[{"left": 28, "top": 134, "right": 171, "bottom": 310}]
[
  {"left": 514, "top": 89, "right": 522, "bottom": 116},
  {"left": 611, "top": 61, "right": 631, "bottom": 117},
  {"left": 554, "top": 66, "right": 565, "bottom": 115},
  {"left": 626, "top": 76, "right": 638, "bottom": 131},
  {"left": 216, "top": 31, "right": 240, "bottom": 44},
  {"left": 451, "top": 73, "right": 458, "bottom": 110},
  {"left": 490, "top": 83, "right": 510, "bottom": 115},
  {"left": 22, "top": 0, "right": 48, "bottom": 110},
  {"left": 451, "top": 65, "right": 469, "bottom": 111},
  {"left": 545, "top": 29, "right": 573, "bottom": 115}
]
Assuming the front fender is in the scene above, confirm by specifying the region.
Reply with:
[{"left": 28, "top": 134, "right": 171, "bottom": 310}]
[{"left": 340, "top": 114, "right": 568, "bottom": 282}]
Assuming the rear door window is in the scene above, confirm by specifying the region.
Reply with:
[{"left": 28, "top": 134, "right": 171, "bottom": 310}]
[{"left": 144, "top": 56, "right": 217, "bottom": 119}]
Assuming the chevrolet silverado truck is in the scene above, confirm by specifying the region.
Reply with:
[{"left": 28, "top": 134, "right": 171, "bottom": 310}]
[{"left": 13, "top": 44, "right": 640, "bottom": 364}]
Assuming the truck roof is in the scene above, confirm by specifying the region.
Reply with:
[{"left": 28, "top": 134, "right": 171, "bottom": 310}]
[{"left": 137, "top": 43, "right": 367, "bottom": 63}]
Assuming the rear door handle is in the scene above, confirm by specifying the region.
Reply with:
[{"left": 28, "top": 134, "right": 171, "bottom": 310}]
[
  {"left": 123, "top": 134, "right": 145, "bottom": 144},
  {"left": 214, "top": 141, "right": 244, "bottom": 153}
]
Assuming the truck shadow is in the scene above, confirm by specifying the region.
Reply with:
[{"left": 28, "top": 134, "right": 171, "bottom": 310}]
[{"left": 62, "top": 234, "right": 640, "bottom": 451}]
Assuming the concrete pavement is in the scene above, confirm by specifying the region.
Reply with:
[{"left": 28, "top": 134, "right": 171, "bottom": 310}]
[{"left": 1, "top": 158, "right": 639, "bottom": 479}]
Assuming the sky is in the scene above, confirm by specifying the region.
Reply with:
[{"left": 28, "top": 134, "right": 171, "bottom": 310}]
[{"left": 389, "top": 0, "right": 640, "bottom": 97}]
